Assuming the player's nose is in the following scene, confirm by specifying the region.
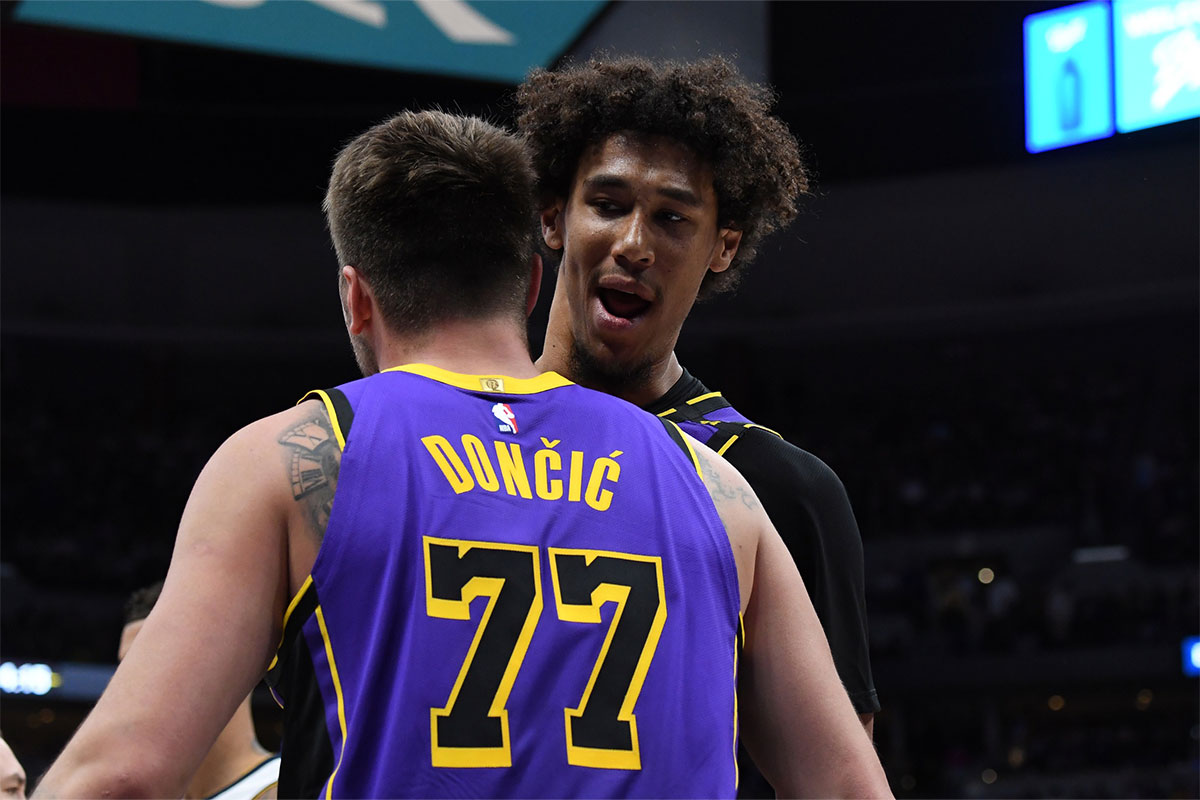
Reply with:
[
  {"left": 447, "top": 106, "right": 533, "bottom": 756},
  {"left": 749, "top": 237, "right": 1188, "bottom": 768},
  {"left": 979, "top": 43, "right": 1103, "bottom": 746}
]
[{"left": 611, "top": 210, "right": 653, "bottom": 270}]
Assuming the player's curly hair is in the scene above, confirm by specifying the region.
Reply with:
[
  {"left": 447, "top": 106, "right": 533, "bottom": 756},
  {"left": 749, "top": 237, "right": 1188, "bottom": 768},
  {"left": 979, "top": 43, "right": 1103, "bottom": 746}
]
[{"left": 516, "top": 55, "right": 808, "bottom": 298}]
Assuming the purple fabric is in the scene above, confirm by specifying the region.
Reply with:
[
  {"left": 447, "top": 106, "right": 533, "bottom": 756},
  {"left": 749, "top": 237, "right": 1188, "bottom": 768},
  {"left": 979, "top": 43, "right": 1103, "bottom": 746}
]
[
  {"left": 304, "top": 369, "right": 740, "bottom": 798},
  {"left": 674, "top": 405, "right": 752, "bottom": 446}
]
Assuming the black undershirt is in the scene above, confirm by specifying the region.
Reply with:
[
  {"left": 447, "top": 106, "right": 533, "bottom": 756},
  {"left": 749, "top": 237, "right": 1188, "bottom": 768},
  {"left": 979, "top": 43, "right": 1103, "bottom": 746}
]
[{"left": 646, "top": 368, "right": 878, "bottom": 798}]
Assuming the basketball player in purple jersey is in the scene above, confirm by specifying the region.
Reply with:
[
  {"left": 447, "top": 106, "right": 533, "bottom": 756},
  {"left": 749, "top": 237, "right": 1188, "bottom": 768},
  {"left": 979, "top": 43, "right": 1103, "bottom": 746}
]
[{"left": 36, "top": 111, "right": 890, "bottom": 799}]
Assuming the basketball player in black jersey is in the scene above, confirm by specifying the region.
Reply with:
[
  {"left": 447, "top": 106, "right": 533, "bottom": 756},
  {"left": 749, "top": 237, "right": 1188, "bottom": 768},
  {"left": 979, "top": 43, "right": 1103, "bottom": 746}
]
[{"left": 518, "top": 56, "right": 879, "bottom": 796}]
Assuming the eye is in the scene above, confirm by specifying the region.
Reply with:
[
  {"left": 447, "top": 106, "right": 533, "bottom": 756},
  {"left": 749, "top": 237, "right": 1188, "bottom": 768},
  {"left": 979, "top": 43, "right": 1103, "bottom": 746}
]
[
  {"left": 657, "top": 209, "right": 686, "bottom": 224},
  {"left": 588, "top": 197, "right": 623, "bottom": 216}
]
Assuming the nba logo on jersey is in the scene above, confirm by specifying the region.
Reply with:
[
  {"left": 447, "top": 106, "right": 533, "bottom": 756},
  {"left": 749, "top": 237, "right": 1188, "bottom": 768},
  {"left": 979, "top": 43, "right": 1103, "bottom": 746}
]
[{"left": 492, "top": 402, "right": 518, "bottom": 434}]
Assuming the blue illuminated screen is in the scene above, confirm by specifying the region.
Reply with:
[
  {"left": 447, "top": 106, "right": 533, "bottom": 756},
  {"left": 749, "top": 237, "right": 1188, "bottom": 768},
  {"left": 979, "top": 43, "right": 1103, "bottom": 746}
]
[
  {"left": 1025, "top": 2, "right": 1116, "bottom": 152},
  {"left": 1113, "top": 0, "right": 1200, "bottom": 131}
]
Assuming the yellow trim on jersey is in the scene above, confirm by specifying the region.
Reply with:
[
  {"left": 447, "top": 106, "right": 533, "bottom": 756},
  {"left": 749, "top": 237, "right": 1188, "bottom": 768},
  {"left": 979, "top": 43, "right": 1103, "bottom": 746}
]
[
  {"left": 733, "top": 614, "right": 743, "bottom": 790},
  {"left": 316, "top": 606, "right": 348, "bottom": 800},
  {"left": 548, "top": 548, "right": 667, "bottom": 771},
  {"left": 302, "top": 390, "right": 347, "bottom": 450},
  {"left": 383, "top": 363, "right": 573, "bottom": 394},
  {"left": 656, "top": 392, "right": 724, "bottom": 418},
  {"left": 743, "top": 422, "right": 783, "bottom": 439},
  {"left": 251, "top": 782, "right": 278, "bottom": 800},
  {"left": 697, "top": 419, "right": 781, "bottom": 449},
  {"left": 268, "top": 575, "right": 314, "bottom": 671},
  {"left": 665, "top": 420, "right": 703, "bottom": 479},
  {"left": 686, "top": 391, "right": 723, "bottom": 405}
]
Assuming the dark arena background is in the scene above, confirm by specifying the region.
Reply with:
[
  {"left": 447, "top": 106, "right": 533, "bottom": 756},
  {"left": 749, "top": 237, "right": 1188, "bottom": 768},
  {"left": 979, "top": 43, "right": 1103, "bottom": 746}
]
[{"left": 1, "top": 1, "right": 1197, "bottom": 797}]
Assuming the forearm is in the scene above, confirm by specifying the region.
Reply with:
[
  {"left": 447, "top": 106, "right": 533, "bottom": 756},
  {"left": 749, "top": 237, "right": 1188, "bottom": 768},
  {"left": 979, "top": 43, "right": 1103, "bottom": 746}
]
[
  {"left": 35, "top": 740, "right": 183, "bottom": 799},
  {"left": 741, "top": 529, "right": 891, "bottom": 798}
]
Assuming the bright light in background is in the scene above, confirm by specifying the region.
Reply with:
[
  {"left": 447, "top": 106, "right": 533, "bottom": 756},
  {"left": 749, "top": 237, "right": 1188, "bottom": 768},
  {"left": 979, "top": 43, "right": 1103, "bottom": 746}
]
[
  {"left": 1183, "top": 636, "right": 1200, "bottom": 676},
  {"left": 1114, "top": 0, "right": 1200, "bottom": 131},
  {"left": 1024, "top": 1, "right": 1115, "bottom": 152},
  {"left": 0, "top": 662, "right": 57, "bottom": 696},
  {"left": 978, "top": 567, "right": 996, "bottom": 584},
  {"left": 1048, "top": 694, "right": 1066, "bottom": 711},
  {"left": 981, "top": 768, "right": 998, "bottom": 785}
]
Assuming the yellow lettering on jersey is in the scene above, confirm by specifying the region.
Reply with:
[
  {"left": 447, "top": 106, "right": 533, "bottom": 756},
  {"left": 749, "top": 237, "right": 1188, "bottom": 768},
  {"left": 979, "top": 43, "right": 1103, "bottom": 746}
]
[
  {"left": 424, "top": 435, "right": 624, "bottom": 511},
  {"left": 568, "top": 450, "right": 584, "bottom": 502},
  {"left": 585, "top": 453, "right": 621, "bottom": 512},
  {"left": 422, "top": 435, "right": 474, "bottom": 494},
  {"left": 493, "top": 441, "right": 534, "bottom": 499},
  {"left": 462, "top": 434, "right": 500, "bottom": 493},
  {"left": 534, "top": 441, "right": 563, "bottom": 501}
]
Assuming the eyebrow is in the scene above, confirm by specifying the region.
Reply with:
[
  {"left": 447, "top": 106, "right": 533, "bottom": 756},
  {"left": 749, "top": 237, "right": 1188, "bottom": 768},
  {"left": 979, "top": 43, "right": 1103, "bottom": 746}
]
[{"left": 582, "top": 175, "right": 704, "bottom": 208}]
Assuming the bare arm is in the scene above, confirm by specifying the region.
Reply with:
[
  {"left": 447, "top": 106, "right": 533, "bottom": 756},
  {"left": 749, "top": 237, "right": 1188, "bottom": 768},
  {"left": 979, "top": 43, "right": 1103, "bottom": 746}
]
[
  {"left": 689, "top": 439, "right": 891, "bottom": 799},
  {"left": 34, "top": 407, "right": 302, "bottom": 798}
]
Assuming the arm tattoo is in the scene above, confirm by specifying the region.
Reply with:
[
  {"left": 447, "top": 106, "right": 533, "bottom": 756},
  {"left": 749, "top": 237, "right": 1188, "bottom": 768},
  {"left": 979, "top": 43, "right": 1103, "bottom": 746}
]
[
  {"left": 278, "top": 407, "right": 342, "bottom": 543},
  {"left": 693, "top": 445, "right": 760, "bottom": 515}
]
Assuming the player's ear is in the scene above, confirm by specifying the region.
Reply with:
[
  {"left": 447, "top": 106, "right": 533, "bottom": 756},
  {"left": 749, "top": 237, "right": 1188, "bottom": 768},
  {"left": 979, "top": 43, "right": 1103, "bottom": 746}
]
[
  {"left": 341, "top": 265, "right": 374, "bottom": 335},
  {"left": 540, "top": 199, "right": 565, "bottom": 251},
  {"left": 526, "top": 253, "right": 543, "bottom": 318},
  {"left": 708, "top": 227, "right": 743, "bottom": 274}
]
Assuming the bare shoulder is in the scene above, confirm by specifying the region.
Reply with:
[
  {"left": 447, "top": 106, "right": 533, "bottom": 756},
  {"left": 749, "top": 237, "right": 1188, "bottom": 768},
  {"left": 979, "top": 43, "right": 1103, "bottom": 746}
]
[
  {"left": 689, "top": 435, "right": 762, "bottom": 520},
  {"left": 271, "top": 400, "right": 342, "bottom": 545},
  {"left": 685, "top": 432, "right": 764, "bottom": 612}
]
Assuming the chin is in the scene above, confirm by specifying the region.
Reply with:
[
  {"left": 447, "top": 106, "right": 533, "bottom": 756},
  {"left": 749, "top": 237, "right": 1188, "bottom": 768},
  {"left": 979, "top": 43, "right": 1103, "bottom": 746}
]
[{"left": 569, "top": 339, "right": 654, "bottom": 392}]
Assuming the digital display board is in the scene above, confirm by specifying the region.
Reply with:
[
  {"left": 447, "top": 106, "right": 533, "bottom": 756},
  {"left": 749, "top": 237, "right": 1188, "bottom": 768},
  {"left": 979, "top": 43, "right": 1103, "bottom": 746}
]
[
  {"left": 14, "top": 0, "right": 608, "bottom": 84},
  {"left": 1024, "top": 1, "right": 1116, "bottom": 152},
  {"left": 1114, "top": 0, "right": 1200, "bottom": 131}
]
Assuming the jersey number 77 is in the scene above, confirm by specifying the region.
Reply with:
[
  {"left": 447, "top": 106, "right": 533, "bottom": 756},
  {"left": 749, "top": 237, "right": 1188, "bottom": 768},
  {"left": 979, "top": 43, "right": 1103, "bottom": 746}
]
[{"left": 423, "top": 536, "right": 667, "bottom": 770}]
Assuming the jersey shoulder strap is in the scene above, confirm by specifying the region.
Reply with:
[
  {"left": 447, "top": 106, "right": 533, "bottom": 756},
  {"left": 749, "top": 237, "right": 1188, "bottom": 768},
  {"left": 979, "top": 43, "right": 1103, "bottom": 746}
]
[
  {"left": 695, "top": 419, "right": 785, "bottom": 457},
  {"left": 654, "top": 390, "right": 730, "bottom": 423},
  {"left": 656, "top": 417, "right": 704, "bottom": 478},
  {"left": 298, "top": 387, "right": 355, "bottom": 449}
]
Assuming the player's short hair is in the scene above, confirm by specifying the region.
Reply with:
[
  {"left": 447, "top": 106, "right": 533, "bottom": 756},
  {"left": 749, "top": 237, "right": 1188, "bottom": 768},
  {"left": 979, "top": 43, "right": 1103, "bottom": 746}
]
[
  {"left": 517, "top": 55, "right": 809, "bottom": 298},
  {"left": 324, "top": 110, "right": 538, "bottom": 332},
  {"left": 123, "top": 581, "right": 164, "bottom": 625}
]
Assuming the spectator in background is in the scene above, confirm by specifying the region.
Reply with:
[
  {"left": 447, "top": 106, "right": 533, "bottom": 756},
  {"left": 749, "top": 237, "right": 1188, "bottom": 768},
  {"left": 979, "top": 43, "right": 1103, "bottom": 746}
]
[{"left": 0, "top": 737, "right": 26, "bottom": 800}]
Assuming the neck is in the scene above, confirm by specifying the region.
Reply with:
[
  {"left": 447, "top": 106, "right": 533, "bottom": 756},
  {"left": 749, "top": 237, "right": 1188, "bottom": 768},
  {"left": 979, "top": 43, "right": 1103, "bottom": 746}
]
[
  {"left": 374, "top": 315, "right": 542, "bottom": 378},
  {"left": 185, "top": 700, "right": 269, "bottom": 799},
  {"left": 537, "top": 284, "right": 682, "bottom": 407}
]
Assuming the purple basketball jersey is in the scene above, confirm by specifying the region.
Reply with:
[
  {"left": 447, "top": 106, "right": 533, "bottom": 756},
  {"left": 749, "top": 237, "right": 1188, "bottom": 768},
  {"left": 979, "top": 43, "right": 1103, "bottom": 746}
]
[{"left": 273, "top": 365, "right": 741, "bottom": 798}]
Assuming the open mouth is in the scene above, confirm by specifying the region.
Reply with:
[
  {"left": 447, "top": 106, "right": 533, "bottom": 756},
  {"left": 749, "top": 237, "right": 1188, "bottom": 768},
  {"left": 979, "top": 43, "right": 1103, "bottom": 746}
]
[{"left": 597, "top": 288, "right": 652, "bottom": 320}]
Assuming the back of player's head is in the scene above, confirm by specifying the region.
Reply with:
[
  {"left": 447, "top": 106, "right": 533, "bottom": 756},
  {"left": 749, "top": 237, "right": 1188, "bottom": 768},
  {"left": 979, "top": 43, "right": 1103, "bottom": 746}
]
[
  {"left": 123, "top": 580, "right": 164, "bottom": 625},
  {"left": 324, "top": 110, "right": 538, "bottom": 333},
  {"left": 516, "top": 55, "right": 808, "bottom": 298}
]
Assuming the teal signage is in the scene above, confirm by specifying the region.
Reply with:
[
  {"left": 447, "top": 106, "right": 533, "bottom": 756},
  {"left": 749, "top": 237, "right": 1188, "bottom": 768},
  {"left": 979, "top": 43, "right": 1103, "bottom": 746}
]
[
  {"left": 14, "top": 0, "right": 608, "bottom": 83},
  {"left": 1023, "top": 1, "right": 1115, "bottom": 153},
  {"left": 1114, "top": 0, "right": 1200, "bottom": 132}
]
